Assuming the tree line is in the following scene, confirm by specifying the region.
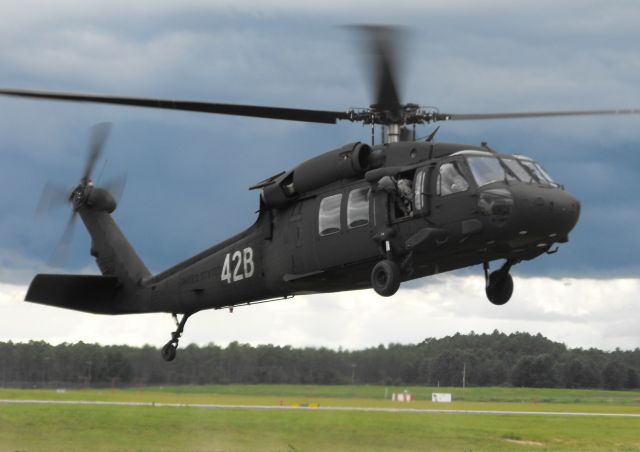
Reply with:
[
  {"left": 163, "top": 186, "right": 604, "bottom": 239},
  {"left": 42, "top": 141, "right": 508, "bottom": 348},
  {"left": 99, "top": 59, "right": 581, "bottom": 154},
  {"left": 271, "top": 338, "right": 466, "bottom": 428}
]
[{"left": 0, "top": 331, "right": 638, "bottom": 390}]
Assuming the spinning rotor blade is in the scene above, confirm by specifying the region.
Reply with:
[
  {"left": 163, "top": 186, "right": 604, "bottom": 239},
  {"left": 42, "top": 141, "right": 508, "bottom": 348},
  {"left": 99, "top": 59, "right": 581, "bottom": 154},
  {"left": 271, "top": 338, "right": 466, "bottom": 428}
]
[
  {"left": 49, "top": 210, "right": 78, "bottom": 267},
  {"left": 0, "top": 88, "right": 350, "bottom": 124},
  {"left": 83, "top": 122, "right": 112, "bottom": 181},
  {"left": 3, "top": 26, "right": 640, "bottom": 129},
  {"left": 39, "top": 122, "right": 117, "bottom": 268},
  {"left": 360, "top": 25, "right": 404, "bottom": 116},
  {"left": 438, "top": 109, "right": 640, "bottom": 122},
  {"left": 103, "top": 172, "right": 127, "bottom": 204},
  {"left": 36, "top": 181, "right": 70, "bottom": 217}
]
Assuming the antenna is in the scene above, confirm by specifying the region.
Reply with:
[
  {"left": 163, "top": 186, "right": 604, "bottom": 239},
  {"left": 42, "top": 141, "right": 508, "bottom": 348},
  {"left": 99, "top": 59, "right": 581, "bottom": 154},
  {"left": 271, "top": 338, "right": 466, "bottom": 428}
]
[{"left": 425, "top": 126, "right": 440, "bottom": 142}]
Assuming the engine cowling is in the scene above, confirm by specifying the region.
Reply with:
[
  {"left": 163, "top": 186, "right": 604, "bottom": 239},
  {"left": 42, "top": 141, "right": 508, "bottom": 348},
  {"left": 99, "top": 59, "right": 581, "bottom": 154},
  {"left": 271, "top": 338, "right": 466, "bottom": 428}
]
[{"left": 261, "top": 142, "right": 383, "bottom": 209}]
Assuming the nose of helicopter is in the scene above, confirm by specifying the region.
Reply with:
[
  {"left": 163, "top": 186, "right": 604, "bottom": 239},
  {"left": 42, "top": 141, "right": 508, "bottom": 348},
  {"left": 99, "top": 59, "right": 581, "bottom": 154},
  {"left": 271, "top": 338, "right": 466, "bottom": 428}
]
[
  {"left": 545, "top": 189, "right": 581, "bottom": 237},
  {"left": 508, "top": 186, "right": 581, "bottom": 242}
]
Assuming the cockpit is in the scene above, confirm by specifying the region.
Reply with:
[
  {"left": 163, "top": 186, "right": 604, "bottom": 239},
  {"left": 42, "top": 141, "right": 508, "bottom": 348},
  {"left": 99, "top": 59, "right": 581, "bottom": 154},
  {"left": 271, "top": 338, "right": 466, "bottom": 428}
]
[
  {"left": 444, "top": 151, "right": 559, "bottom": 191},
  {"left": 402, "top": 148, "right": 579, "bottom": 269},
  {"left": 411, "top": 150, "right": 562, "bottom": 217}
]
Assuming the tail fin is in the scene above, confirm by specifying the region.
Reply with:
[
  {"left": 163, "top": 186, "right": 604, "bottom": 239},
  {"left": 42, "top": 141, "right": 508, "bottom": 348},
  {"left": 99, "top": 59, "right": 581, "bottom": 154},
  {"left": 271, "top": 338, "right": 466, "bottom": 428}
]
[
  {"left": 78, "top": 187, "right": 151, "bottom": 286},
  {"left": 25, "top": 194, "right": 150, "bottom": 314},
  {"left": 26, "top": 274, "right": 121, "bottom": 314},
  {"left": 29, "top": 122, "right": 150, "bottom": 307}
]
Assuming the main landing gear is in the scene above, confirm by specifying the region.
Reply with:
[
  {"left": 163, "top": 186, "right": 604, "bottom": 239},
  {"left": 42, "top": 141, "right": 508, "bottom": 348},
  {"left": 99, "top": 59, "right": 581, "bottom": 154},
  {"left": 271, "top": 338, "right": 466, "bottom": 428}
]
[
  {"left": 484, "top": 261, "right": 514, "bottom": 305},
  {"left": 161, "top": 313, "right": 192, "bottom": 362},
  {"left": 371, "top": 259, "right": 402, "bottom": 297}
]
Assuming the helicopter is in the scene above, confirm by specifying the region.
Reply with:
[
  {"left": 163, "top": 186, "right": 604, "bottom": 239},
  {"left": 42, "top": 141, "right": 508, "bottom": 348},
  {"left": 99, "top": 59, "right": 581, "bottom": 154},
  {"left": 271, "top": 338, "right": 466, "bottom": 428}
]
[{"left": 0, "top": 27, "right": 636, "bottom": 361}]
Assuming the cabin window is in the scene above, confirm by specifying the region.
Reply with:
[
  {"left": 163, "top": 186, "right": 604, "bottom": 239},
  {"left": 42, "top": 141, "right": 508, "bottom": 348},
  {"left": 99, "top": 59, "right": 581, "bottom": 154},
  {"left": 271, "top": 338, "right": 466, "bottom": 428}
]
[
  {"left": 437, "top": 162, "right": 469, "bottom": 195},
  {"left": 347, "top": 187, "right": 369, "bottom": 228},
  {"left": 318, "top": 194, "right": 342, "bottom": 236}
]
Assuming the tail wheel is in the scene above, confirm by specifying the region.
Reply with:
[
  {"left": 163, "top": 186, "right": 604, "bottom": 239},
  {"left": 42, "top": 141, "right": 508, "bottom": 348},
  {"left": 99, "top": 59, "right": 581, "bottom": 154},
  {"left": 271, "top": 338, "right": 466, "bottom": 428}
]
[
  {"left": 161, "top": 342, "right": 177, "bottom": 362},
  {"left": 486, "top": 271, "right": 514, "bottom": 305},
  {"left": 371, "top": 259, "right": 401, "bottom": 297}
]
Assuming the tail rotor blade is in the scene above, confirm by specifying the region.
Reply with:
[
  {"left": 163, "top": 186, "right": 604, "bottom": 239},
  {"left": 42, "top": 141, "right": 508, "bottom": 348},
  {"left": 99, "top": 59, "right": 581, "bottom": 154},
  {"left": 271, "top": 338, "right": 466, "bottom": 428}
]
[
  {"left": 103, "top": 172, "right": 127, "bottom": 204},
  {"left": 48, "top": 211, "right": 78, "bottom": 267},
  {"left": 36, "top": 181, "right": 70, "bottom": 217},
  {"left": 83, "top": 122, "right": 112, "bottom": 182},
  {"left": 37, "top": 123, "right": 118, "bottom": 268}
]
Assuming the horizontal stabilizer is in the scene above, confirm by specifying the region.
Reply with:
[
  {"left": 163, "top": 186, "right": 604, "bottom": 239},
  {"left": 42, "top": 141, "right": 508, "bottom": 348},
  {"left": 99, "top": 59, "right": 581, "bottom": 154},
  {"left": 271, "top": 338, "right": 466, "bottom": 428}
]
[{"left": 25, "top": 274, "right": 121, "bottom": 314}]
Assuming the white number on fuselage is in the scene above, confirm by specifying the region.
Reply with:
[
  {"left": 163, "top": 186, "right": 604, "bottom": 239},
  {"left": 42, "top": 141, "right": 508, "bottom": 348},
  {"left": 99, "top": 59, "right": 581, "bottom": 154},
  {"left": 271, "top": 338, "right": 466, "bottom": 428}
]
[{"left": 221, "top": 247, "right": 255, "bottom": 283}]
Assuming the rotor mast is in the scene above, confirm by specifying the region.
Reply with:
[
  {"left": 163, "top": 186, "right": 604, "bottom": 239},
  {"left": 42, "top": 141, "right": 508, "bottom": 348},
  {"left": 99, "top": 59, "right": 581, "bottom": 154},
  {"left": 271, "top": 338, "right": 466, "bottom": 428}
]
[{"left": 388, "top": 123, "right": 400, "bottom": 143}]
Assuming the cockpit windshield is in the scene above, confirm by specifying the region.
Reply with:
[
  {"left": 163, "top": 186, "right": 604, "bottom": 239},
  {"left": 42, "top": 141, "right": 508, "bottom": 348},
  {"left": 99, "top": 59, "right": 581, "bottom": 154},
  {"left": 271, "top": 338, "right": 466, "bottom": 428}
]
[
  {"left": 467, "top": 156, "right": 507, "bottom": 187},
  {"left": 465, "top": 155, "right": 558, "bottom": 188}
]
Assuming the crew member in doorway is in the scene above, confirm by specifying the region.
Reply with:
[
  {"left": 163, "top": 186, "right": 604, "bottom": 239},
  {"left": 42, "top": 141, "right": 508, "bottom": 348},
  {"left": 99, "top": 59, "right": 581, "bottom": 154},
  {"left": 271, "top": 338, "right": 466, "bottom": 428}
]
[{"left": 396, "top": 178, "right": 414, "bottom": 217}]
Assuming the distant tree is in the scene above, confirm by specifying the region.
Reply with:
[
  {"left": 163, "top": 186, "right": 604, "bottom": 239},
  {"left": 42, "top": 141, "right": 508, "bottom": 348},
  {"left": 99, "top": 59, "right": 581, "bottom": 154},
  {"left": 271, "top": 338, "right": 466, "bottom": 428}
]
[
  {"left": 511, "top": 354, "right": 557, "bottom": 388},
  {"left": 580, "top": 361, "right": 602, "bottom": 389},
  {"left": 559, "top": 359, "right": 574, "bottom": 388},
  {"left": 96, "top": 349, "right": 132, "bottom": 384},
  {"left": 563, "top": 359, "right": 594, "bottom": 389},
  {"left": 1, "top": 332, "right": 639, "bottom": 389},
  {"left": 431, "top": 350, "right": 464, "bottom": 387},
  {"left": 602, "top": 361, "right": 627, "bottom": 390},
  {"left": 624, "top": 368, "right": 639, "bottom": 390}
]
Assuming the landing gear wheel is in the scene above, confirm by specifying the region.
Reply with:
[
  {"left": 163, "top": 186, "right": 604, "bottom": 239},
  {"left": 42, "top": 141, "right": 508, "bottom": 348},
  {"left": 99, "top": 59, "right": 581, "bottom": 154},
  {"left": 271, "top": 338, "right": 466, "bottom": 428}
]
[
  {"left": 161, "top": 342, "right": 177, "bottom": 362},
  {"left": 486, "top": 271, "right": 514, "bottom": 305},
  {"left": 371, "top": 259, "right": 401, "bottom": 297},
  {"left": 160, "top": 313, "right": 193, "bottom": 361}
]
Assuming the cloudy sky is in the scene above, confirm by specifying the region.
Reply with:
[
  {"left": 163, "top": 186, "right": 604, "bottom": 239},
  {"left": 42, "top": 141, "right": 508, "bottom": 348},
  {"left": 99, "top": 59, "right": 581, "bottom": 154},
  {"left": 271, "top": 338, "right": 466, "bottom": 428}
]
[{"left": 0, "top": 0, "right": 639, "bottom": 351}]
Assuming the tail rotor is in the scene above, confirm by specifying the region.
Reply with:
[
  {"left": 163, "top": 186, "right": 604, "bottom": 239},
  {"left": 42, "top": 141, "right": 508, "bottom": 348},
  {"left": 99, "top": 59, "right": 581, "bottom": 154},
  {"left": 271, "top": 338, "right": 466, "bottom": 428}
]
[
  {"left": 82, "top": 122, "right": 111, "bottom": 183},
  {"left": 36, "top": 122, "right": 121, "bottom": 267}
]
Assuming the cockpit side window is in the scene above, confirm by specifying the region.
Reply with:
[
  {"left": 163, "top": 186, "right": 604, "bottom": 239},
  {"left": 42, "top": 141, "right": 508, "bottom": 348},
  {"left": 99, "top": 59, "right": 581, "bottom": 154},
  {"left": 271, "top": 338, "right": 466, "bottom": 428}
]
[
  {"left": 414, "top": 168, "right": 426, "bottom": 210},
  {"left": 437, "top": 162, "right": 470, "bottom": 196},
  {"left": 519, "top": 160, "right": 558, "bottom": 186},
  {"left": 534, "top": 162, "right": 557, "bottom": 186},
  {"left": 502, "top": 158, "right": 532, "bottom": 182}
]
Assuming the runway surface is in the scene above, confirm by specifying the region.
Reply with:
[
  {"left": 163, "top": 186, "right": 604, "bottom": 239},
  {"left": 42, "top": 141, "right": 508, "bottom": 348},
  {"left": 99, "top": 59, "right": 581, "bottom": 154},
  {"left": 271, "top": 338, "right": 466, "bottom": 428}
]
[{"left": 1, "top": 399, "right": 639, "bottom": 418}]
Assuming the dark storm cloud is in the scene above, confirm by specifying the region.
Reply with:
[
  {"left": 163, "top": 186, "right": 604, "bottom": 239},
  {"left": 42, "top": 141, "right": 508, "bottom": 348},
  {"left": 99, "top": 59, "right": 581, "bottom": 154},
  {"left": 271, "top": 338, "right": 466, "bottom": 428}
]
[
  {"left": 0, "top": 0, "right": 639, "bottom": 281},
  {"left": 1, "top": 1, "right": 640, "bottom": 350}
]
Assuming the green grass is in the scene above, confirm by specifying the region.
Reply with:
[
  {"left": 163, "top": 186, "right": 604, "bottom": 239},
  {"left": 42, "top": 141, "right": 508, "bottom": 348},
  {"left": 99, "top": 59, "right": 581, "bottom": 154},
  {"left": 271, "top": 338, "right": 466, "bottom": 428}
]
[
  {"left": 0, "top": 403, "right": 639, "bottom": 451},
  {"left": 1, "top": 386, "right": 639, "bottom": 451}
]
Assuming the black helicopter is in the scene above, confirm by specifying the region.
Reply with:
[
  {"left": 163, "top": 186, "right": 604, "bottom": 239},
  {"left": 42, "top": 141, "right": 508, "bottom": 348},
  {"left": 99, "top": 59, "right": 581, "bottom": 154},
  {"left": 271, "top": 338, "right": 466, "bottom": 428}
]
[{"left": 1, "top": 27, "right": 636, "bottom": 361}]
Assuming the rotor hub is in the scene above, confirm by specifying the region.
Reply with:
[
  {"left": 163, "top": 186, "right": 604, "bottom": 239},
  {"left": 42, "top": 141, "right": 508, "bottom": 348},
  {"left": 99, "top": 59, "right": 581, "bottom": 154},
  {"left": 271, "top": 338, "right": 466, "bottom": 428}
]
[
  {"left": 346, "top": 105, "right": 451, "bottom": 126},
  {"left": 69, "top": 184, "right": 89, "bottom": 209}
]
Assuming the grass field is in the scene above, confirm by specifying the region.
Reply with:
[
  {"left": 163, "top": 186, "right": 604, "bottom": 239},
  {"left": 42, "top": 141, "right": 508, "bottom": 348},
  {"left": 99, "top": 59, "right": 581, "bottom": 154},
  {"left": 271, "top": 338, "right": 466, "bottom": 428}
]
[{"left": 1, "top": 385, "right": 639, "bottom": 451}]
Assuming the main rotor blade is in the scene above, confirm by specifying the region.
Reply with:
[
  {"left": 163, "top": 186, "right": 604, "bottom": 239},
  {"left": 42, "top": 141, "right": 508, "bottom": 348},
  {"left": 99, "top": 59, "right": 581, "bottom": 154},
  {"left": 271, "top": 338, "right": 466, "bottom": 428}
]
[
  {"left": 439, "top": 109, "right": 640, "bottom": 122},
  {"left": 358, "top": 26, "right": 404, "bottom": 116},
  {"left": 36, "top": 181, "right": 70, "bottom": 217},
  {"left": 49, "top": 210, "right": 78, "bottom": 267},
  {"left": 0, "top": 88, "right": 350, "bottom": 124}
]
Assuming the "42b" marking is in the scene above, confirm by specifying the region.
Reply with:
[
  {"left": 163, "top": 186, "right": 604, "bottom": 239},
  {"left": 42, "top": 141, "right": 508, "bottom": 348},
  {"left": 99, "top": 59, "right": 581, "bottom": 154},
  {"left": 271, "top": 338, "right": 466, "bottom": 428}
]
[{"left": 221, "top": 247, "right": 255, "bottom": 284}]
